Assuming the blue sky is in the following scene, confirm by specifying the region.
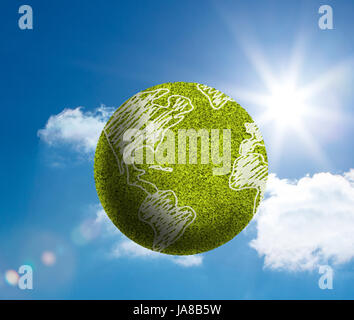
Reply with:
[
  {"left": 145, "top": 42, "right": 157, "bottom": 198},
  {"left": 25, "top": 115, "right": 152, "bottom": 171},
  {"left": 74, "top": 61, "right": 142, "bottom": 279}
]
[{"left": 1, "top": 0, "right": 354, "bottom": 299}]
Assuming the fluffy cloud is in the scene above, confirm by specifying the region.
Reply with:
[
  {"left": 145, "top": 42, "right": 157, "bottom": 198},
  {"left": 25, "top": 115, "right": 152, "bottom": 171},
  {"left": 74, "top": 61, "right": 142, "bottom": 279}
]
[
  {"left": 37, "top": 106, "right": 114, "bottom": 154},
  {"left": 173, "top": 255, "right": 204, "bottom": 267},
  {"left": 250, "top": 170, "right": 354, "bottom": 272}
]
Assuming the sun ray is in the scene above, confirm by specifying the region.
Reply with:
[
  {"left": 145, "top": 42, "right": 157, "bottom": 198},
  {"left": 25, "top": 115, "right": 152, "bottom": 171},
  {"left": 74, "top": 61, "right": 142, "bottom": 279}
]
[
  {"left": 300, "top": 59, "right": 353, "bottom": 99},
  {"left": 225, "top": 39, "right": 352, "bottom": 169},
  {"left": 214, "top": 5, "right": 351, "bottom": 170}
]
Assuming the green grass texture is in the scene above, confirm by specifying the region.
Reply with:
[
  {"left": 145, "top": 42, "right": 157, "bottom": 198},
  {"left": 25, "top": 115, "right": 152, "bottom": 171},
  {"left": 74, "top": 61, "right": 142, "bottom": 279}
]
[{"left": 94, "top": 82, "right": 268, "bottom": 255}]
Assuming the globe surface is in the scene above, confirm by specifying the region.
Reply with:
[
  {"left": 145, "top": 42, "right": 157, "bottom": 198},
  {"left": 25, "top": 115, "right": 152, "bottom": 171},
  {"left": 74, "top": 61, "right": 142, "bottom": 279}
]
[{"left": 94, "top": 82, "right": 268, "bottom": 255}]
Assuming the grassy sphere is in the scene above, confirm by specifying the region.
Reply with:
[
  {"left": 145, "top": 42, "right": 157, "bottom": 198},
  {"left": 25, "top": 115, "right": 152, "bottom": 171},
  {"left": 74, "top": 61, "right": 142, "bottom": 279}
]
[{"left": 94, "top": 82, "right": 268, "bottom": 255}]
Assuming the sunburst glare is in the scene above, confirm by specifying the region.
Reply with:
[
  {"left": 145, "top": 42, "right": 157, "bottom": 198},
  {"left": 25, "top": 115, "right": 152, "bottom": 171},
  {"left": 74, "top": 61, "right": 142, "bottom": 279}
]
[{"left": 226, "top": 40, "right": 352, "bottom": 168}]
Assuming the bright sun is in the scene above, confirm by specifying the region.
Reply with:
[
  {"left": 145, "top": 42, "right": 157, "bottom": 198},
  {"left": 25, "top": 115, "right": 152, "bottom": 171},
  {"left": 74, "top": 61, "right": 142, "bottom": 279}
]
[
  {"left": 264, "top": 82, "right": 308, "bottom": 128},
  {"left": 227, "top": 41, "right": 350, "bottom": 167}
]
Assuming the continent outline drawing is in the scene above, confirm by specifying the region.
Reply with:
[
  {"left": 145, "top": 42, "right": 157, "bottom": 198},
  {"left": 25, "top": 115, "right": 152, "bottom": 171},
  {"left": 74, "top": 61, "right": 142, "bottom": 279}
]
[
  {"left": 197, "top": 83, "right": 234, "bottom": 110},
  {"left": 103, "top": 88, "right": 197, "bottom": 252},
  {"left": 229, "top": 122, "right": 268, "bottom": 215}
]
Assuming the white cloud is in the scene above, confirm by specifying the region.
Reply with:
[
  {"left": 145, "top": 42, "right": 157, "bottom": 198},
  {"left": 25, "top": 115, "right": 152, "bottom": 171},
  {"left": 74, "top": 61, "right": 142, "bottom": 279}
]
[
  {"left": 344, "top": 169, "right": 354, "bottom": 184},
  {"left": 173, "top": 255, "right": 204, "bottom": 267},
  {"left": 250, "top": 170, "right": 354, "bottom": 272},
  {"left": 38, "top": 106, "right": 114, "bottom": 154},
  {"left": 110, "top": 238, "right": 203, "bottom": 267},
  {"left": 74, "top": 205, "right": 203, "bottom": 267},
  {"left": 94, "top": 206, "right": 120, "bottom": 236},
  {"left": 111, "top": 240, "right": 161, "bottom": 258}
]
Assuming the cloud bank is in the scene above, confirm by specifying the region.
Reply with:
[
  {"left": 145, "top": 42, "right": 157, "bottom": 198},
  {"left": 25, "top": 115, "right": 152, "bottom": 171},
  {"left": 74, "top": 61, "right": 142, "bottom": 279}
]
[
  {"left": 74, "top": 205, "right": 203, "bottom": 267},
  {"left": 38, "top": 106, "right": 114, "bottom": 154},
  {"left": 250, "top": 170, "right": 354, "bottom": 272}
]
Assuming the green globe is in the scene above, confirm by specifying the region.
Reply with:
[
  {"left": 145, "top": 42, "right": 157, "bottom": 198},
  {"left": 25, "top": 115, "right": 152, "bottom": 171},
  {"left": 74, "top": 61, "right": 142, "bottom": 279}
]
[{"left": 94, "top": 82, "right": 268, "bottom": 255}]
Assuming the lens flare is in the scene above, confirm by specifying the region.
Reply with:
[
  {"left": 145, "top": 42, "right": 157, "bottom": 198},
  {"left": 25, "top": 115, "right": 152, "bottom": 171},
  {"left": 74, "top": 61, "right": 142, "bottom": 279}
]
[
  {"left": 41, "top": 251, "right": 56, "bottom": 266},
  {"left": 5, "top": 270, "right": 19, "bottom": 286}
]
